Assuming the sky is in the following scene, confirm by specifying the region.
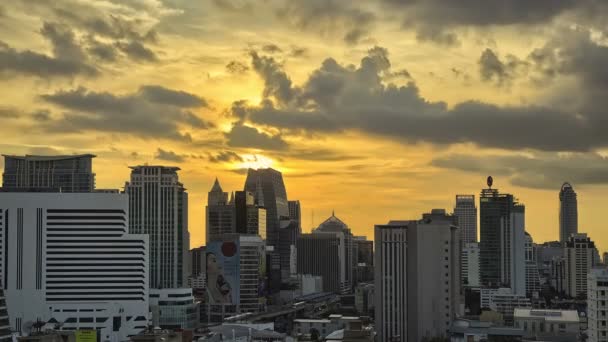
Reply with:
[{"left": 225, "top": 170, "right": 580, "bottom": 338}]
[{"left": 1, "top": 0, "right": 608, "bottom": 252}]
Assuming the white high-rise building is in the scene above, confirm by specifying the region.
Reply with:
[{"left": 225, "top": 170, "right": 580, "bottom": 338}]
[
  {"left": 374, "top": 209, "right": 461, "bottom": 342},
  {"left": 374, "top": 222, "right": 407, "bottom": 342},
  {"left": 125, "top": 165, "right": 189, "bottom": 289},
  {"left": 454, "top": 195, "right": 477, "bottom": 243},
  {"left": 525, "top": 232, "right": 541, "bottom": 297},
  {"left": 0, "top": 193, "right": 149, "bottom": 341},
  {"left": 588, "top": 268, "right": 608, "bottom": 342},
  {"left": 565, "top": 233, "right": 597, "bottom": 298},
  {"left": 462, "top": 242, "right": 480, "bottom": 287}
]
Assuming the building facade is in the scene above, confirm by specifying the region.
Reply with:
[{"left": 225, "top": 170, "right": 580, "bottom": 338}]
[
  {"left": 150, "top": 288, "right": 198, "bottom": 329},
  {"left": 514, "top": 308, "right": 580, "bottom": 341},
  {"left": 206, "top": 179, "right": 234, "bottom": 242},
  {"left": 297, "top": 233, "right": 345, "bottom": 294},
  {"left": 0, "top": 193, "right": 149, "bottom": 341},
  {"left": 525, "top": 233, "right": 541, "bottom": 298},
  {"left": 564, "top": 233, "right": 597, "bottom": 298},
  {"left": 462, "top": 242, "right": 480, "bottom": 287},
  {"left": 559, "top": 182, "right": 578, "bottom": 243},
  {"left": 125, "top": 166, "right": 189, "bottom": 289},
  {"left": 2, "top": 154, "right": 95, "bottom": 192},
  {"left": 454, "top": 195, "right": 477, "bottom": 244},
  {"left": 480, "top": 288, "right": 531, "bottom": 326},
  {"left": 479, "top": 186, "right": 526, "bottom": 295},
  {"left": 588, "top": 268, "right": 608, "bottom": 342},
  {"left": 374, "top": 222, "right": 407, "bottom": 342}
]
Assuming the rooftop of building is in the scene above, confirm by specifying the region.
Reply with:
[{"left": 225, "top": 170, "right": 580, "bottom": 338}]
[
  {"left": 129, "top": 165, "right": 180, "bottom": 171},
  {"left": 3, "top": 154, "right": 96, "bottom": 161},
  {"left": 514, "top": 309, "right": 579, "bottom": 323},
  {"left": 451, "top": 319, "right": 524, "bottom": 337}
]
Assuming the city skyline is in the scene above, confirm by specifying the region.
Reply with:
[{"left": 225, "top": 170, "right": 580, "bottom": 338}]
[{"left": 3, "top": 1, "right": 608, "bottom": 254}]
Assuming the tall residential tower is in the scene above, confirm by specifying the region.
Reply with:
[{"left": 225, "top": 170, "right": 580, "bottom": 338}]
[
  {"left": 454, "top": 195, "right": 477, "bottom": 243},
  {"left": 125, "top": 165, "right": 189, "bottom": 288},
  {"left": 559, "top": 183, "right": 578, "bottom": 243}
]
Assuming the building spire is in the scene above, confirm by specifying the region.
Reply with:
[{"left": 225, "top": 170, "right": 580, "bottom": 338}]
[
  {"left": 210, "top": 177, "right": 222, "bottom": 192},
  {"left": 332, "top": 209, "right": 335, "bottom": 217}
]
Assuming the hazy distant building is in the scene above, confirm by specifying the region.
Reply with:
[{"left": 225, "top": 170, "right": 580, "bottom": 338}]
[
  {"left": 455, "top": 195, "right": 477, "bottom": 243},
  {"left": 588, "top": 268, "right": 608, "bottom": 342},
  {"left": 355, "top": 236, "right": 373, "bottom": 283},
  {"left": 480, "top": 182, "right": 526, "bottom": 295},
  {"left": 244, "top": 168, "right": 294, "bottom": 280},
  {"left": 189, "top": 246, "right": 206, "bottom": 289},
  {"left": 125, "top": 165, "right": 189, "bottom": 288},
  {"left": 288, "top": 200, "right": 301, "bottom": 229},
  {"left": 0, "top": 192, "right": 149, "bottom": 340},
  {"left": 206, "top": 179, "right": 235, "bottom": 242},
  {"left": 524, "top": 233, "right": 541, "bottom": 297},
  {"left": 559, "top": 182, "right": 578, "bottom": 243},
  {"left": 462, "top": 242, "right": 480, "bottom": 287},
  {"left": 2, "top": 154, "right": 95, "bottom": 192},
  {"left": 564, "top": 233, "right": 596, "bottom": 298},
  {"left": 375, "top": 209, "right": 461, "bottom": 342}
]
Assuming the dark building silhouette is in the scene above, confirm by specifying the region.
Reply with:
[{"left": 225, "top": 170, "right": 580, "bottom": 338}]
[
  {"left": 296, "top": 234, "right": 342, "bottom": 293},
  {"left": 559, "top": 182, "right": 578, "bottom": 243},
  {"left": 2, "top": 154, "right": 95, "bottom": 192}
]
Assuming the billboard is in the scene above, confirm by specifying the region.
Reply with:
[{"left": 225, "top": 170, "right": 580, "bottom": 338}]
[
  {"left": 75, "top": 330, "right": 97, "bottom": 342},
  {"left": 206, "top": 240, "right": 240, "bottom": 304}
]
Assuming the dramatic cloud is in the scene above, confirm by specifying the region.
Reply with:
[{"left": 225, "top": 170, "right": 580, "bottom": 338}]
[
  {"left": 40, "top": 86, "right": 211, "bottom": 141},
  {"left": 208, "top": 150, "right": 244, "bottom": 163},
  {"left": 276, "top": 0, "right": 375, "bottom": 45},
  {"left": 432, "top": 153, "right": 608, "bottom": 189},
  {"left": 262, "top": 44, "right": 282, "bottom": 54},
  {"left": 479, "top": 48, "right": 527, "bottom": 86},
  {"left": 155, "top": 148, "right": 185, "bottom": 162},
  {"left": 116, "top": 41, "right": 158, "bottom": 62},
  {"left": 226, "top": 61, "right": 249, "bottom": 74},
  {"left": 234, "top": 46, "right": 608, "bottom": 152},
  {"left": 225, "top": 124, "right": 288, "bottom": 150}
]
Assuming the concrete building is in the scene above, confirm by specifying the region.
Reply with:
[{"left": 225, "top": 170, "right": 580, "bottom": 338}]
[
  {"left": 1, "top": 154, "right": 95, "bottom": 192},
  {"left": 525, "top": 233, "right": 541, "bottom": 297},
  {"left": 293, "top": 315, "right": 366, "bottom": 340},
  {"left": 559, "top": 182, "right": 578, "bottom": 243},
  {"left": 535, "top": 241, "right": 563, "bottom": 285},
  {"left": 375, "top": 210, "right": 461, "bottom": 342},
  {"left": 588, "top": 268, "right": 608, "bottom": 342},
  {"left": 604, "top": 252, "right": 608, "bottom": 265},
  {"left": 299, "top": 275, "right": 323, "bottom": 296},
  {"left": 354, "top": 283, "right": 374, "bottom": 316},
  {"left": 513, "top": 308, "right": 580, "bottom": 341},
  {"left": 564, "top": 233, "right": 596, "bottom": 298},
  {"left": 206, "top": 179, "right": 234, "bottom": 242},
  {"left": 479, "top": 183, "right": 526, "bottom": 295},
  {"left": 461, "top": 242, "right": 480, "bottom": 287},
  {"left": 480, "top": 288, "right": 531, "bottom": 326},
  {"left": 374, "top": 222, "right": 407, "bottom": 342},
  {"left": 454, "top": 195, "right": 477, "bottom": 244},
  {"left": 189, "top": 246, "right": 206, "bottom": 287},
  {"left": 450, "top": 319, "right": 524, "bottom": 341},
  {"left": 0, "top": 192, "right": 149, "bottom": 341},
  {"left": 125, "top": 165, "right": 189, "bottom": 289},
  {"left": 0, "top": 289, "right": 10, "bottom": 341},
  {"left": 149, "top": 288, "right": 198, "bottom": 329}
]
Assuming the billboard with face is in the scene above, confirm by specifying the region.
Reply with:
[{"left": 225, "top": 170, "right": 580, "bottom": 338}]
[{"left": 206, "top": 240, "right": 240, "bottom": 304}]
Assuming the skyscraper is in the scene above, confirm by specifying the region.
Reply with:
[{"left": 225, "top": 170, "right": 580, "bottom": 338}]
[
  {"left": 2, "top": 154, "right": 95, "bottom": 192},
  {"left": 0, "top": 192, "right": 149, "bottom": 340},
  {"left": 375, "top": 209, "right": 461, "bottom": 342},
  {"left": 244, "top": 168, "right": 294, "bottom": 280},
  {"left": 454, "top": 195, "right": 477, "bottom": 243},
  {"left": 479, "top": 180, "right": 526, "bottom": 295},
  {"left": 206, "top": 179, "right": 234, "bottom": 242},
  {"left": 374, "top": 222, "right": 407, "bottom": 342},
  {"left": 297, "top": 233, "right": 345, "bottom": 294},
  {"left": 559, "top": 183, "right": 578, "bottom": 243},
  {"left": 564, "top": 233, "right": 596, "bottom": 298},
  {"left": 588, "top": 268, "right": 608, "bottom": 342},
  {"left": 125, "top": 165, "right": 189, "bottom": 288}
]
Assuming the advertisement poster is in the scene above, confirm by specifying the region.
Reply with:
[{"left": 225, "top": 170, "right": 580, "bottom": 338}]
[{"left": 206, "top": 240, "right": 240, "bottom": 304}]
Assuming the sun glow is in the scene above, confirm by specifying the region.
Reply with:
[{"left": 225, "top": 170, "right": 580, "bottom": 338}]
[{"left": 238, "top": 154, "right": 275, "bottom": 170}]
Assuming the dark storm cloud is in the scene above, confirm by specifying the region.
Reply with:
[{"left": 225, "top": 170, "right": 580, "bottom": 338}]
[
  {"left": 140, "top": 85, "right": 207, "bottom": 107},
  {"left": 40, "top": 22, "right": 86, "bottom": 61},
  {"left": 0, "top": 40, "right": 97, "bottom": 78},
  {"left": 87, "top": 38, "right": 118, "bottom": 62},
  {"left": 262, "top": 44, "right": 282, "bottom": 54},
  {"left": 235, "top": 45, "right": 608, "bottom": 152},
  {"left": 155, "top": 148, "right": 185, "bottom": 162},
  {"left": 208, "top": 151, "right": 244, "bottom": 163},
  {"left": 225, "top": 124, "right": 288, "bottom": 150},
  {"left": 276, "top": 0, "right": 375, "bottom": 45},
  {"left": 432, "top": 153, "right": 608, "bottom": 189},
  {"left": 40, "top": 86, "right": 211, "bottom": 141},
  {"left": 289, "top": 46, "right": 309, "bottom": 58}
]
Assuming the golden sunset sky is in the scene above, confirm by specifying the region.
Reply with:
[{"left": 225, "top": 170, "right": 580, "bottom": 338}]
[{"left": 1, "top": 0, "right": 608, "bottom": 252}]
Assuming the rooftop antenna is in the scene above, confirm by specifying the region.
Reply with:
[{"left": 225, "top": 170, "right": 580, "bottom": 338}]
[{"left": 487, "top": 176, "right": 493, "bottom": 189}]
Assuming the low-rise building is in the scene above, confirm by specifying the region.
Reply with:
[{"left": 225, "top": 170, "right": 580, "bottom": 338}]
[
  {"left": 513, "top": 308, "right": 580, "bottom": 341},
  {"left": 450, "top": 319, "right": 524, "bottom": 342},
  {"left": 293, "top": 315, "right": 366, "bottom": 339},
  {"left": 150, "top": 288, "right": 198, "bottom": 330},
  {"left": 480, "top": 288, "right": 531, "bottom": 326}
]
